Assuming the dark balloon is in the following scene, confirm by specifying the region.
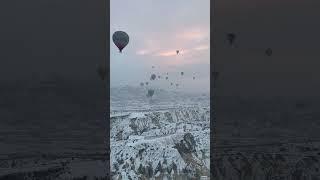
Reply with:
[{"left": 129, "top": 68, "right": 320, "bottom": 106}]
[
  {"left": 181, "top": 72, "right": 184, "bottom": 76},
  {"left": 146, "top": 89, "right": 155, "bottom": 98},
  {"left": 112, "top": 31, "right": 129, "bottom": 53},
  {"left": 176, "top": 50, "right": 179, "bottom": 55},
  {"left": 193, "top": 77, "right": 195, "bottom": 80},
  {"left": 150, "top": 74, "right": 156, "bottom": 80},
  {"left": 166, "top": 77, "right": 168, "bottom": 80},
  {"left": 171, "top": 82, "right": 173, "bottom": 86},
  {"left": 146, "top": 82, "right": 149, "bottom": 85}
]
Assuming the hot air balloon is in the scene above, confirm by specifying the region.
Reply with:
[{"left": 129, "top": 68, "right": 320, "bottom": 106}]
[
  {"left": 227, "top": 33, "right": 236, "bottom": 46},
  {"left": 171, "top": 82, "right": 173, "bottom": 86},
  {"left": 181, "top": 72, "right": 184, "bottom": 76},
  {"left": 112, "top": 31, "right": 129, "bottom": 53},
  {"left": 193, "top": 77, "right": 195, "bottom": 80},
  {"left": 146, "top": 89, "right": 155, "bottom": 98},
  {"left": 158, "top": 75, "right": 161, "bottom": 79},
  {"left": 265, "top": 48, "right": 272, "bottom": 56},
  {"left": 166, "top": 77, "right": 168, "bottom": 80},
  {"left": 146, "top": 82, "right": 149, "bottom": 85},
  {"left": 150, "top": 74, "right": 156, "bottom": 80},
  {"left": 140, "top": 82, "right": 144, "bottom": 86},
  {"left": 176, "top": 50, "right": 179, "bottom": 55}
]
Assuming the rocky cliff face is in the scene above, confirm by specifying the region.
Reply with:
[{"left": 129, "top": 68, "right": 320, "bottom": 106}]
[{"left": 110, "top": 88, "right": 210, "bottom": 180}]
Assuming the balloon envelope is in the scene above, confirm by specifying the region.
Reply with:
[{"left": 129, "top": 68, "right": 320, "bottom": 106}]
[
  {"left": 147, "top": 89, "right": 155, "bottom": 98},
  {"left": 150, "top": 74, "right": 156, "bottom": 80},
  {"left": 112, "top": 31, "right": 129, "bottom": 53}
]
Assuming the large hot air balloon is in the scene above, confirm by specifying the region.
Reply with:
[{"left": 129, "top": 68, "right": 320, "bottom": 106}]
[
  {"left": 112, "top": 31, "right": 129, "bottom": 53},
  {"left": 227, "top": 33, "right": 236, "bottom": 46},
  {"left": 150, "top": 74, "right": 156, "bottom": 80}
]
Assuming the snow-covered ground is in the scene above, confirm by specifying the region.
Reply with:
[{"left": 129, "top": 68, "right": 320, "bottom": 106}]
[{"left": 110, "top": 86, "right": 210, "bottom": 179}]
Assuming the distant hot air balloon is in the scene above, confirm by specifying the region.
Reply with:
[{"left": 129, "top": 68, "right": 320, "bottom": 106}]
[
  {"left": 146, "top": 89, "right": 155, "bottom": 98},
  {"left": 146, "top": 82, "right": 149, "bottom": 85},
  {"left": 150, "top": 74, "right": 156, "bottom": 80},
  {"left": 158, "top": 76, "right": 161, "bottom": 79},
  {"left": 112, "top": 31, "right": 129, "bottom": 53},
  {"left": 227, "top": 33, "right": 236, "bottom": 46},
  {"left": 176, "top": 50, "right": 179, "bottom": 55},
  {"left": 166, "top": 77, "right": 168, "bottom": 80},
  {"left": 193, "top": 77, "right": 195, "bottom": 80},
  {"left": 265, "top": 48, "right": 272, "bottom": 56},
  {"left": 171, "top": 82, "right": 173, "bottom": 86},
  {"left": 140, "top": 82, "right": 144, "bottom": 86},
  {"left": 181, "top": 72, "right": 184, "bottom": 76}
]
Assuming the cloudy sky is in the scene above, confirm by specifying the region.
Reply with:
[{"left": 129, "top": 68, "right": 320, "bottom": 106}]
[{"left": 110, "top": 0, "right": 210, "bottom": 93}]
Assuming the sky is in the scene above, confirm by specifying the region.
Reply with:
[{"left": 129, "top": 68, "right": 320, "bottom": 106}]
[
  {"left": 110, "top": 0, "right": 210, "bottom": 93},
  {"left": 213, "top": 0, "right": 320, "bottom": 96}
]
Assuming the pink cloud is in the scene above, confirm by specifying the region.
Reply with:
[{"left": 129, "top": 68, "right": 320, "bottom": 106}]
[
  {"left": 155, "top": 49, "right": 190, "bottom": 57},
  {"left": 193, "top": 45, "right": 209, "bottom": 51},
  {"left": 177, "top": 28, "right": 209, "bottom": 41},
  {"left": 155, "top": 51, "right": 177, "bottom": 57}
]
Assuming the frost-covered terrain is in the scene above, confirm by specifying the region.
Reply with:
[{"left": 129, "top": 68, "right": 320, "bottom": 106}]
[{"left": 110, "top": 86, "right": 210, "bottom": 179}]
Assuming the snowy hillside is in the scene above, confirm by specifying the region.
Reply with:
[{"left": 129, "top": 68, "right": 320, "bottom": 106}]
[{"left": 110, "top": 86, "right": 210, "bottom": 179}]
